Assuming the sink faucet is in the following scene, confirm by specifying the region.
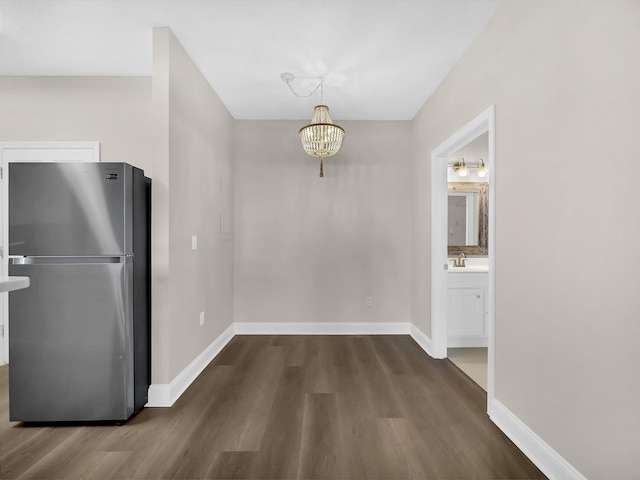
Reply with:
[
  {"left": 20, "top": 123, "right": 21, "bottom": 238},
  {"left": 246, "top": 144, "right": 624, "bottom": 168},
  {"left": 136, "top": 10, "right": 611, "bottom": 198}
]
[{"left": 453, "top": 252, "right": 466, "bottom": 267}]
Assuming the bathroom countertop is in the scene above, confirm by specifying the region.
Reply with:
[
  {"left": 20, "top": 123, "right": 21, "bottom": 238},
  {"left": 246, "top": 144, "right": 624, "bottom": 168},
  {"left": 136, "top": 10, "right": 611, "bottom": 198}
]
[
  {"left": 448, "top": 266, "right": 489, "bottom": 273},
  {"left": 0, "top": 276, "right": 30, "bottom": 293}
]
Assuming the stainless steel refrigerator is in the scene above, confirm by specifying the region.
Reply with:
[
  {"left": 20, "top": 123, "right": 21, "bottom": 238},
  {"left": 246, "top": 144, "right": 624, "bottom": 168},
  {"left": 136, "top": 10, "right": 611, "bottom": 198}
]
[{"left": 8, "top": 162, "right": 151, "bottom": 423}]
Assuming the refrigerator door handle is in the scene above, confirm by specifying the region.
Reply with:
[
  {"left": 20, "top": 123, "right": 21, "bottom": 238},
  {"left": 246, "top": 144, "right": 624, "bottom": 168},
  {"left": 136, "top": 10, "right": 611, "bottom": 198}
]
[{"left": 9, "top": 255, "right": 133, "bottom": 265}]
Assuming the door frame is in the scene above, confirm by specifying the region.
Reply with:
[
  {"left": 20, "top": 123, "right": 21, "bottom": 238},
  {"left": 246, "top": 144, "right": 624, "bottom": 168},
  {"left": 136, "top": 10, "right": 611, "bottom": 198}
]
[
  {"left": 430, "top": 106, "right": 496, "bottom": 413},
  {"left": 0, "top": 142, "right": 100, "bottom": 364}
]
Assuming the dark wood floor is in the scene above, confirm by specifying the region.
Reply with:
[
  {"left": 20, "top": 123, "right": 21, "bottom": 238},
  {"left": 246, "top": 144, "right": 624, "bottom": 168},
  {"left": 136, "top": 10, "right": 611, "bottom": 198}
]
[{"left": 0, "top": 335, "right": 545, "bottom": 479}]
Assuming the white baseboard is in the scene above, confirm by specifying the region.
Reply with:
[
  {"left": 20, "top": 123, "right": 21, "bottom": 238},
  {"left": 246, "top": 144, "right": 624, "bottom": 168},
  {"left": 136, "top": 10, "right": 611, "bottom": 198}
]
[
  {"left": 234, "top": 321, "right": 411, "bottom": 335},
  {"left": 146, "top": 323, "right": 235, "bottom": 407},
  {"left": 490, "top": 399, "right": 586, "bottom": 480},
  {"left": 409, "top": 323, "right": 434, "bottom": 357}
]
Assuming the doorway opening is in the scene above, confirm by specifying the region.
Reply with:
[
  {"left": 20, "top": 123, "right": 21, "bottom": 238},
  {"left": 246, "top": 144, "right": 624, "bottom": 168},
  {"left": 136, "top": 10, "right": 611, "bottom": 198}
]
[{"left": 430, "top": 106, "right": 496, "bottom": 413}]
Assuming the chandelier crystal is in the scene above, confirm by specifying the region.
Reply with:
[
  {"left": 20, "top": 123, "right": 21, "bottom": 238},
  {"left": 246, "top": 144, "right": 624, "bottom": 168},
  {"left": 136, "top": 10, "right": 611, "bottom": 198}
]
[{"left": 299, "top": 105, "right": 345, "bottom": 177}]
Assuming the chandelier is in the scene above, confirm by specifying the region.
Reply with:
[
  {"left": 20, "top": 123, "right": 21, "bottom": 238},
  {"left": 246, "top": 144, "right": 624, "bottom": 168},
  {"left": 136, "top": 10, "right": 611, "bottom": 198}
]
[
  {"left": 281, "top": 72, "right": 345, "bottom": 177},
  {"left": 299, "top": 105, "right": 345, "bottom": 177}
]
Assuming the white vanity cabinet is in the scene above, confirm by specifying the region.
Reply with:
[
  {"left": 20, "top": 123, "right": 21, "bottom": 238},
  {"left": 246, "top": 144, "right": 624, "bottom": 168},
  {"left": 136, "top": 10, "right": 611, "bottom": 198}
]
[{"left": 447, "top": 272, "right": 488, "bottom": 347}]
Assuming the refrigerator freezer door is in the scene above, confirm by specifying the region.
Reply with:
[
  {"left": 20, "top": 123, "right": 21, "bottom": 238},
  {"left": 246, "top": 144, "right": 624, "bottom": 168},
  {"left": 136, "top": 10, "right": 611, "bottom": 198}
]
[
  {"left": 9, "top": 163, "right": 133, "bottom": 256},
  {"left": 8, "top": 260, "right": 134, "bottom": 422}
]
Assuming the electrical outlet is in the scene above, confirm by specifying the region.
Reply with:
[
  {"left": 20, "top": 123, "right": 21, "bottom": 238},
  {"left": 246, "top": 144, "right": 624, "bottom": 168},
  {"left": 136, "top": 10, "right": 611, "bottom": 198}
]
[
  {"left": 199, "top": 311, "right": 205, "bottom": 326},
  {"left": 192, "top": 235, "right": 198, "bottom": 250},
  {"left": 366, "top": 296, "right": 373, "bottom": 307}
]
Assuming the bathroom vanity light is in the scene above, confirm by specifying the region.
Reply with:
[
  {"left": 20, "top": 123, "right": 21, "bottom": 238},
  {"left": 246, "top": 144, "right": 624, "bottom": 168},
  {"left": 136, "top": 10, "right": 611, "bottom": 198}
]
[
  {"left": 476, "top": 158, "right": 488, "bottom": 178},
  {"left": 451, "top": 158, "right": 488, "bottom": 178},
  {"left": 453, "top": 159, "right": 470, "bottom": 177}
]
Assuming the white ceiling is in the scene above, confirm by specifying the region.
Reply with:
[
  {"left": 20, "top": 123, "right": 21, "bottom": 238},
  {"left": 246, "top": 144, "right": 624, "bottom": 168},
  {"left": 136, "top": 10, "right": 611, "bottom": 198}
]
[{"left": 0, "top": 0, "right": 503, "bottom": 120}]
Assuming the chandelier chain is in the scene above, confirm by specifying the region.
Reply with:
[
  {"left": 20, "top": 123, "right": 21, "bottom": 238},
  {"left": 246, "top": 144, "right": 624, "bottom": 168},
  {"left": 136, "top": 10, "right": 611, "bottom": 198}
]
[{"left": 284, "top": 78, "right": 324, "bottom": 103}]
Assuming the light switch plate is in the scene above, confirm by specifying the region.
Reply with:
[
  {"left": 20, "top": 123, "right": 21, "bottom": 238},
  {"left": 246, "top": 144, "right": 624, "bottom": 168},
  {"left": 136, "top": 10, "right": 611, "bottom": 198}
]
[{"left": 192, "top": 235, "right": 197, "bottom": 250}]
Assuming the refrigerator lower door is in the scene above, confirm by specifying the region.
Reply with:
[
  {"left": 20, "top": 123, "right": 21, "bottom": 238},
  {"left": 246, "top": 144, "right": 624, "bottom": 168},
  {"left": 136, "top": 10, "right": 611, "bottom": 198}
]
[{"left": 8, "top": 258, "right": 134, "bottom": 422}]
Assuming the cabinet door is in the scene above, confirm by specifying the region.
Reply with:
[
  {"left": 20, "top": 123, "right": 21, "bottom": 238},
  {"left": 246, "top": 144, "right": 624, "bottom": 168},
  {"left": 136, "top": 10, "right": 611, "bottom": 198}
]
[{"left": 447, "top": 287, "right": 485, "bottom": 338}]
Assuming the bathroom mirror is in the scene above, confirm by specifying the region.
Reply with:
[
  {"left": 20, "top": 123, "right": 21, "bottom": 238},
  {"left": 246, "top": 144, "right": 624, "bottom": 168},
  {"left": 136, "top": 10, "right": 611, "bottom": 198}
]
[{"left": 448, "top": 182, "right": 488, "bottom": 256}]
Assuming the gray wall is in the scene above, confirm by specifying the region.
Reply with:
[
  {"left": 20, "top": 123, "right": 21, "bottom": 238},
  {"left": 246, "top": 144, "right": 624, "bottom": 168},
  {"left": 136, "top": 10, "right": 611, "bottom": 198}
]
[
  {"left": 412, "top": 1, "right": 640, "bottom": 477},
  {"left": 152, "top": 27, "right": 234, "bottom": 383},
  {"left": 233, "top": 120, "right": 412, "bottom": 325},
  {"left": 0, "top": 76, "right": 152, "bottom": 172}
]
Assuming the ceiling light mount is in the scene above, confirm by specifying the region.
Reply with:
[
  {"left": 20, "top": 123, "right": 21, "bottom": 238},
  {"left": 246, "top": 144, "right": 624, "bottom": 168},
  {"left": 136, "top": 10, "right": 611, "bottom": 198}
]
[{"left": 280, "top": 72, "right": 295, "bottom": 83}]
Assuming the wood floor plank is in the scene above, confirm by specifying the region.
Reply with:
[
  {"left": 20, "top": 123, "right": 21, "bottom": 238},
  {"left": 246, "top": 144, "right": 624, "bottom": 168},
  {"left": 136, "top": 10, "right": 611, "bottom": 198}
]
[
  {"left": 0, "top": 335, "right": 546, "bottom": 479},
  {"left": 250, "top": 366, "right": 306, "bottom": 479},
  {"left": 0, "top": 426, "right": 79, "bottom": 477},
  {"left": 108, "top": 365, "right": 240, "bottom": 479},
  {"left": 272, "top": 335, "right": 307, "bottom": 366},
  {"left": 167, "top": 344, "right": 286, "bottom": 479},
  {"left": 69, "top": 451, "right": 133, "bottom": 480},
  {"left": 205, "top": 451, "right": 258, "bottom": 480},
  {"left": 350, "top": 336, "right": 405, "bottom": 418},
  {"left": 368, "top": 335, "right": 411, "bottom": 375},
  {"left": 374, "top": 417, "right": 432, "bottom": 480},
  {"left": 302, "top": 336, "right": 341, "bottom": 394},
  {"left": 297, "top": 392, "right": 341, "bottom": 479},
  {"left": 15, "top": 427, "right": 114, "bottom": 479}
]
